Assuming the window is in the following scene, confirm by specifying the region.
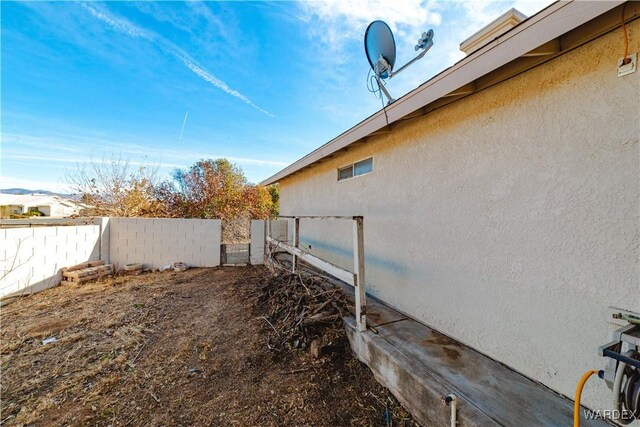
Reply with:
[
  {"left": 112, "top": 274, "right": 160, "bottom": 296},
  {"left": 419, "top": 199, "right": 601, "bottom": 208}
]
[
  {"left": 354, "top": 158, "right": 373, "bottom": 176},
  {"left": 338, "top": 165, "right": 353, "bottom": 181},
  {"left": 337, "top": 157, "right": 373, "bottom": 181}
]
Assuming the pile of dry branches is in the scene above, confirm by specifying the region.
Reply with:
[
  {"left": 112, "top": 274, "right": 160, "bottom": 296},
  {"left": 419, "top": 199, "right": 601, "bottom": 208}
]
[{"left": 258, "top": 270, "right": 353, "bottom": 353}]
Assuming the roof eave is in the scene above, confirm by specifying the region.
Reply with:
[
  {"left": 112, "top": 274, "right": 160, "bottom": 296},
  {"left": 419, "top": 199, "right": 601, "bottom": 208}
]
[{"left": 261, "top": 0, "right": 624, "bottom": 186}]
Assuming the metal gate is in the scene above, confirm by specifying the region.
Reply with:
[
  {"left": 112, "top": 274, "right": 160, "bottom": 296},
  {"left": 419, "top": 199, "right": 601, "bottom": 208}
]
[
  {"left": 221, "top": 219, "right": 251, "bottom": 265},
  {"left": 221, "top": 243, "right": 250, "bottom": 265}
]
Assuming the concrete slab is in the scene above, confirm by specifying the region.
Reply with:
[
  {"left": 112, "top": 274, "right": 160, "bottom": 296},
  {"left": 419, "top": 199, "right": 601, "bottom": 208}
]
[
  {"left": 363, "top": 296, "right": 408, "bottom": 328},
  {"left": 344, "top": 310, "right": 611, "bottom": 427},
  {"left": 270, "top": 256, "right": 610, "bottom": 426},
  {"left": 346, "top": 318, "right": 498, "bottom": 427}
]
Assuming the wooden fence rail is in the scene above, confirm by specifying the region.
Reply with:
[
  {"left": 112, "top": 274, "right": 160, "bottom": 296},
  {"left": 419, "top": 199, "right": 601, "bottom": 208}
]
[{"left": 266, "top": 216, "right": 367, "bottom": 332}]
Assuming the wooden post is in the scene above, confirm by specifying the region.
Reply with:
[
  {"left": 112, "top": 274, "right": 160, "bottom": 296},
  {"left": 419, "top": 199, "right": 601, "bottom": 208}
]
[
  {"left": 292, "top": 217, "right": 300, "bottom": 273},
  {"left": 353, "top": 216, "right": 367, "bottom": 332}
]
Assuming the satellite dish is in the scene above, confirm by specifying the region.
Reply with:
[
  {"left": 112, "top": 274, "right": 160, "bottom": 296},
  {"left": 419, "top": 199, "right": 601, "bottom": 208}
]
[
  {"left": 364, "top": 21, "right": 396, "bottom": 79},
  {"left": 364, "top": 21, "right": 434, "bottom": 104}
]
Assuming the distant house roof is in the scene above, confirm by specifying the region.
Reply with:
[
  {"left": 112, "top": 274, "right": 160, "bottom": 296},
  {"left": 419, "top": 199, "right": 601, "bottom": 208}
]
[
  {"left": 0, "top": 194, "right": 82, "bottom": 209},
  {"left": 262, "top": 1, "right": 625, "bottom": 186}
]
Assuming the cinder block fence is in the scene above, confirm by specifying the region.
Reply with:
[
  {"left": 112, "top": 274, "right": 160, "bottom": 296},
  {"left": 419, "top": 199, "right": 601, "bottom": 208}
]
[
  {"left": 0, "top": 223, "right": 101, "bottom": 299},
  {"left": 106, "top": 218, "right": 222, "bottom": 270},
  {"left": 0, "top": 217, "right": 266, "bottom": 301}
]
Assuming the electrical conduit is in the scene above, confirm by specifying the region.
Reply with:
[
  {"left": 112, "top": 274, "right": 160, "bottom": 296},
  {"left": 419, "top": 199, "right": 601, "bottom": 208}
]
[{"left": 442, "top": 394, "right": 457, "bottom": 427}]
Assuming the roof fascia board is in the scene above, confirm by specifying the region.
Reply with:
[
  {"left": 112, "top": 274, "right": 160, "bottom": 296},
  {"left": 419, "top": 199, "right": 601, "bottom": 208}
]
[
  {"left": 388, "top": 0, "right": 622, "bottom": 121},
  {"left": 261, "top": 0, "right": 623, "bottom": 185}
]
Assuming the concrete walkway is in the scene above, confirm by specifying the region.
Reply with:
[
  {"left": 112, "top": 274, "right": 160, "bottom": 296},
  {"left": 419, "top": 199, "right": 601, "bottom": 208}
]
[
  {"left": 270, "top": 254, "right": 610, "bottom": 426},
  {"left": 341, "top": 292, "right": 611, "bottom": 426}
]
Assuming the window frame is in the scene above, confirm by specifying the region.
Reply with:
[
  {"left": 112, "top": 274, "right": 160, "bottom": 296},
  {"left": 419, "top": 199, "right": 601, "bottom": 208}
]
[
  {"left": 353, "top": 157, "right": 373, "bottom": 177},
  {"left": 337, "top": 164, "right": 354, "bottom": 181},
  {"left": 337, "top": 157, "right": 374, "bottom": 182}
]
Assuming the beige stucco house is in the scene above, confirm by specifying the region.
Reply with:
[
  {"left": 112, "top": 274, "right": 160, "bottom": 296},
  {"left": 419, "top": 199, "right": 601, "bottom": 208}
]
[{"left": 263, "top": 1, "right": 639, "bottom": 415}]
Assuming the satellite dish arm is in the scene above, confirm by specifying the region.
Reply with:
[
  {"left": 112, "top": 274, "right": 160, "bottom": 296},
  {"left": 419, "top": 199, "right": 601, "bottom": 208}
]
[
  {"left": 389, "top": 30, "right": 434, "bottom": 79},
  {"left": 369, "top": 28, "right": 434, "bottom": 106},
  {"left": 375, "top": 75, "right": 395, "bottom": 103}
]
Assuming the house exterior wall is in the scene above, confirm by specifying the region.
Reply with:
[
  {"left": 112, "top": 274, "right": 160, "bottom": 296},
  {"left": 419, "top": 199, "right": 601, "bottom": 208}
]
[
  {"left": 278, "top": 23, "right": 639, "bottom": 410},
  {"left": 1, "top": 206, "right": 22, "bottom": 217},
  {"left": 0, "top": 202, "right": 79, "bottom": 218},
  {"left": 41, "top": 202, "right": 80, "bottom": 217},
  {"left": 37, "top": 205, "right": 52, "bottom": 216}
]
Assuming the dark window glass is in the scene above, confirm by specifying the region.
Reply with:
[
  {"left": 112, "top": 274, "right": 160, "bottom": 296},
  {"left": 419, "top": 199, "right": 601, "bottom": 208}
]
[{"left": 338, "top": 165, "right": 353, "bottom": 181}]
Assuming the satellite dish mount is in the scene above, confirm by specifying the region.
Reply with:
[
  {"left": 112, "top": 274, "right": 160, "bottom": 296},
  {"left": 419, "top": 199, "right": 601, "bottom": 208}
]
[{"left": 365, "top": 21, "right": 434, "bottom": 104}]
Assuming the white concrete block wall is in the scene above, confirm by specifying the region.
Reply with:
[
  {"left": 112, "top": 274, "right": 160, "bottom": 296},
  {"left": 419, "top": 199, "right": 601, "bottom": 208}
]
[
  {"left": 0, "top": 217, "right": 223, "bottom": 301},
  {"left": 97, "top": 217, "right": 110, "bottom": 263},
  {"left": 250, "top": 220, "right": 265, "bottom": 265},
  {"left": 0, "top": 225, "right": 101, "bottom": 299},
  {"left": 268, "top": 220, "right": 289, "bottom": 242},
  {"left": 108, "top": 218, "right": 221, "bottom": 270}
]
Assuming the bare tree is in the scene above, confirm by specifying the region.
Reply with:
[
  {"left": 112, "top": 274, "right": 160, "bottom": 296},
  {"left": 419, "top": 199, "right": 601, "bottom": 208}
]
[{"left": 66, "top": 155, "right": 162, "bottom": 217}]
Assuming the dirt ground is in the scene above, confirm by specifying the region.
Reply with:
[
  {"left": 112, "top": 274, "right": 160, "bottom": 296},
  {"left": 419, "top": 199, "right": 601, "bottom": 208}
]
[{"left": 1, "top": 266, "right": 417, "bottom": 426}]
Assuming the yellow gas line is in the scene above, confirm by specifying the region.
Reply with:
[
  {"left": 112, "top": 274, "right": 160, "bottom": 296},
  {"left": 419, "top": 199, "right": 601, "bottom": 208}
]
[{"left": 573, "top": 370, "right": 600, "bottom": 427}]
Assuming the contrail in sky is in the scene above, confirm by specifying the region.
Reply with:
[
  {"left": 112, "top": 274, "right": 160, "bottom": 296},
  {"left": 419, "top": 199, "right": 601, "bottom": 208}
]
[
  {"left": 179, "top": 111, "right": 189, "bottom": 141},
  {"left": 80, "top": 2, "right": 273, "bottom": 117}
]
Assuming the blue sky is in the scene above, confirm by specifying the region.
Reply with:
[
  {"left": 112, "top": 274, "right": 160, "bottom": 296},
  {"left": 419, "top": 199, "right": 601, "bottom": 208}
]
[{"left": 1, "top": 0, "right": 552, "bottom": 192}]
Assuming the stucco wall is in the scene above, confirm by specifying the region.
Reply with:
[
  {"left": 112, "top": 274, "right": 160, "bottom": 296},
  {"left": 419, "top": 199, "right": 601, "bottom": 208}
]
[
  {"left": 278, "top": 23, "right": 640, "bottom": 410},
  {"left": 109, "top": 218, "right": 221, "bottom": 270}
]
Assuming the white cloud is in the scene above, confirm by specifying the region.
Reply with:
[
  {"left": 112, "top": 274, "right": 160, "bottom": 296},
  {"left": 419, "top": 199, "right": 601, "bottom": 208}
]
[
  {"left": 2, "top": 132, "right": 290, "bottom": 168},
  {"left": 81, "top": 2, "right": 149, "bottom": 39},
  {"left": 297, "top": 0, "right": 554, "bottom": 106},
  {"left": 79, "top": 2, "right": 273, "bottom": 117},
  {"left": 167, "top": 46, "right": 274, "bottom": 117},
  {"left": 301, "top": 0, "right": 553, "bottom": 49},
  {"left": 456, "top": 0, "right": 554, "bottom": 34},
  {"left": 1, "top": 127, "right": 290, "bottom": 192},
  {"left": 3, "top": 152, "right": 288, "bottom": 169},
  {"left": 300, "top": 0, "right": 442, "bottom": 63}
]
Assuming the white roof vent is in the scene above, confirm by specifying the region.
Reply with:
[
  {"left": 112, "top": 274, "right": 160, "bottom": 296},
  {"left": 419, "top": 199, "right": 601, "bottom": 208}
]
[{"left": 460, "top": 8, "right": 527, "bottom": 55}]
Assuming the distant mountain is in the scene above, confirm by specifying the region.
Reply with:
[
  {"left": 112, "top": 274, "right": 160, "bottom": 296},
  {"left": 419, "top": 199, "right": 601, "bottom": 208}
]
[{"left": 1, "top": 188, "right": 73, "bottom": 198}]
